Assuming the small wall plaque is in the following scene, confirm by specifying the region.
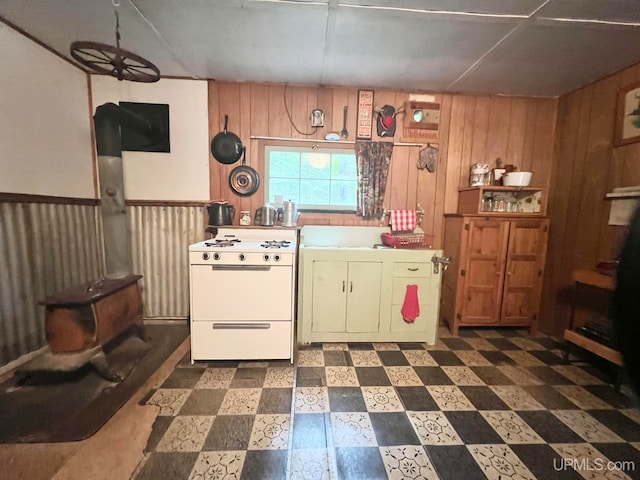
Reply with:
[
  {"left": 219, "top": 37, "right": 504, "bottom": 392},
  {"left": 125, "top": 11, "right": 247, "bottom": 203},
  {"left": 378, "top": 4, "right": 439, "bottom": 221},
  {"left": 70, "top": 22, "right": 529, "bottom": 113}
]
[
  {"left": 406, "top": 101, "right": 440, "bottom": 130},
  {"left": 357, "top": 90, "right": 374, "bottom": 140}
]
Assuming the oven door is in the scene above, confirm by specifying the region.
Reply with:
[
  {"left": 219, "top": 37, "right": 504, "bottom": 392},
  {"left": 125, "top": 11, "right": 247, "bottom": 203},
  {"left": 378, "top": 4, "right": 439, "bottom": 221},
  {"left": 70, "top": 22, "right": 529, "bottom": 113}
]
[{"left": 190, "top": 264, "right": 293, "bottom": 321}]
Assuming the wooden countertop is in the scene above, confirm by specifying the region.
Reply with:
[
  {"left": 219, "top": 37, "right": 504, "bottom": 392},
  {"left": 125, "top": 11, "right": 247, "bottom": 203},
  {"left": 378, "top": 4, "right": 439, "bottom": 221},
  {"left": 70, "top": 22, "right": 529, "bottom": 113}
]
[{"left": 572, "top": 269, "right": 615, "bottom": 291}]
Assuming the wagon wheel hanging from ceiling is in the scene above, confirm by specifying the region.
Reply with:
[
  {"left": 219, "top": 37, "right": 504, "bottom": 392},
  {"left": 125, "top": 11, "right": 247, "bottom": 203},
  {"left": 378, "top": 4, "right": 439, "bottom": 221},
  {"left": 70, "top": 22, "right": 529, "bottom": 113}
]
[{"left": 69, "top": 0, "right": 160, "bottom": 83}]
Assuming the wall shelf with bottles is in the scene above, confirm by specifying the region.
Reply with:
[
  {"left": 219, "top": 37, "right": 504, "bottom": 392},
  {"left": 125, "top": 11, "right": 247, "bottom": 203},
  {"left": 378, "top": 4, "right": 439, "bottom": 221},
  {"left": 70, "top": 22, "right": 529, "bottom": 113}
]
[{"left": 457, "top": 186, "right": 546, "bottom": 215}]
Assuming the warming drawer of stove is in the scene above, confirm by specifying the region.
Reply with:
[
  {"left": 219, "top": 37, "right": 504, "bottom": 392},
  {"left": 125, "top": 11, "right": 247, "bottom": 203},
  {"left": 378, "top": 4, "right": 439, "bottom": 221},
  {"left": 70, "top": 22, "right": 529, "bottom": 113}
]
[{"left": 190, "top": 320, "right": 292, "bottom": 360}]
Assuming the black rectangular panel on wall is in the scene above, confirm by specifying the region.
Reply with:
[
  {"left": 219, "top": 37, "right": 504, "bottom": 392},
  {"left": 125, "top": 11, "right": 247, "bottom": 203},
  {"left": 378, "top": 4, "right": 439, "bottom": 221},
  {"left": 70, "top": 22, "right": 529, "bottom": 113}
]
[{"left": 119, "top": 101, "right": 170, "bottom": 153}]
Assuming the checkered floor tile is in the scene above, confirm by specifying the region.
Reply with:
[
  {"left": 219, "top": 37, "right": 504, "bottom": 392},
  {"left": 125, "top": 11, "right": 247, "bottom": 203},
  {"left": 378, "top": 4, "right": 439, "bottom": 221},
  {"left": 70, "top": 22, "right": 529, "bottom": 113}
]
[{"left": 133, "top": 327, "right": 640, "bottom": 479}]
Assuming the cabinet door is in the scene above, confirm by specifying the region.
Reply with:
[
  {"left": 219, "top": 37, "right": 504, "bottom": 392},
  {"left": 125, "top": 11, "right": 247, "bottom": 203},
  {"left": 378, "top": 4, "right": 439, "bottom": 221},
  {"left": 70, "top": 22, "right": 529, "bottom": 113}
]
[
  {"left": 460, "top": 219, "right": 509, "bottom": 324},
  {"left": 346, "top": 262, "right": 382, "bottom": 333},
  {"left": 311, "top": 261, "right": 347, "bottom": 332},
  {"left": 501, "top": 218, "right": 549, "bottom": 325}
]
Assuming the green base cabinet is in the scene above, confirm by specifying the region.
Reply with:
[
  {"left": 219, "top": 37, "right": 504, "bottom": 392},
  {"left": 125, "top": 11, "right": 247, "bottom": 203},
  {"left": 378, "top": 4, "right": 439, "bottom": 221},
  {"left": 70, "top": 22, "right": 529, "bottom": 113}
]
[
  {"left": 311, "top": 261, "right": 383, "bottom": 333},
  {"left": 298, "top": 247, "right": 444, "bottom": 345}
]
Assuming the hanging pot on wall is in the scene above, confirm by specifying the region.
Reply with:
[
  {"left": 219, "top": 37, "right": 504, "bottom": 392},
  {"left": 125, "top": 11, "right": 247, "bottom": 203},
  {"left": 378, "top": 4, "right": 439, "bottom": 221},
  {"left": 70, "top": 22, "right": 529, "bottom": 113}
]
[
  {"left": 211, "top": 115, "right": 243, "bottom": 164},
  {"left": 229, "top": 147, "right": 260, "bottom": 197}
]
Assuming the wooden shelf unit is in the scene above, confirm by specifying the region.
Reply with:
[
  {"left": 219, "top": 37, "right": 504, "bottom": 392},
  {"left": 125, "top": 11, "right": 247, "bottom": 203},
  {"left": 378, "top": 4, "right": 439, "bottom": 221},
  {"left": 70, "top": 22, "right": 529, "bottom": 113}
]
[
  {"left": 457, "top": 186, "right": 546, "bottom": 216},
  {"left": 563, "top": 269, "right": 623, "bottom": 367}
]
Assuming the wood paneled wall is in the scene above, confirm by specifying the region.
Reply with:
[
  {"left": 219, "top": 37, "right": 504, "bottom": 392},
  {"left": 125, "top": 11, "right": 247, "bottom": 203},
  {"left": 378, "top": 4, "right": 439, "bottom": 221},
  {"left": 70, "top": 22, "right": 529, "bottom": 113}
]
[
  {"left": 541, "top": 64, "right": 640, "bottom": 337},
  {"left": 207, "top": 82, "right": 556, "bottom": 249}
]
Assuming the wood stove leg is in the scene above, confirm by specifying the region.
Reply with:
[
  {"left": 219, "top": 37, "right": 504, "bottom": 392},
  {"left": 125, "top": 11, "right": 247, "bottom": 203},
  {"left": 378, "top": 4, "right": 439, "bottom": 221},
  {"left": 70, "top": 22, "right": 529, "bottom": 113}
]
[
  {"left": 90, "top": 350, "right": 121, "bottom": 382},
  {"left": 614, "top": 366, "right": 624, "bottom": 392},
  {"left": 133, "top": 316, "right": 148, "bottom": 342}
]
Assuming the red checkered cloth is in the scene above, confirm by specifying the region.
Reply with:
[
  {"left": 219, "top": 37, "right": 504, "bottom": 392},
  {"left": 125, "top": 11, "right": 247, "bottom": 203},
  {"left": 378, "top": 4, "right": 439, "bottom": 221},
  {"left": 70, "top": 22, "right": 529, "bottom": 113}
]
[{"left": 389, "top": 210, "right": 417, "bottom": 232}]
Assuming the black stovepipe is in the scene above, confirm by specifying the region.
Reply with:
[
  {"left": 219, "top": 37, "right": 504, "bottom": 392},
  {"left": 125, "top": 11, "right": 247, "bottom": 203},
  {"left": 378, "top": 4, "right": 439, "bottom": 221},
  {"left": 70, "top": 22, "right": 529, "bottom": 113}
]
[{"left": 93, "top": 102, "right": 160, "bottom": 278}]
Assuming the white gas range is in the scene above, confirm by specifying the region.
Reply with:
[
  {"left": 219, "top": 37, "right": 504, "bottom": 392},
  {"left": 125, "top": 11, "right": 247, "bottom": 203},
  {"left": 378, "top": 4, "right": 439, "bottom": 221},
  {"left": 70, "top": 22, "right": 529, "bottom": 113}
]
[{"left": 188, "top": 227, "right": 297, "bottom": 363}]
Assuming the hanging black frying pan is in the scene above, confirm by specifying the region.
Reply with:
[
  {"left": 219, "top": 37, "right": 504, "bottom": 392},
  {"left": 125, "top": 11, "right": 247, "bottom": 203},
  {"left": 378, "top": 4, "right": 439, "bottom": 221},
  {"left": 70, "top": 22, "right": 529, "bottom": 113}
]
[
  {"left": 229, "top": 147, "right": 260, "bottom": 197},
  {"left": 211, "top": 115, "right": 243, "bottom": 164}
]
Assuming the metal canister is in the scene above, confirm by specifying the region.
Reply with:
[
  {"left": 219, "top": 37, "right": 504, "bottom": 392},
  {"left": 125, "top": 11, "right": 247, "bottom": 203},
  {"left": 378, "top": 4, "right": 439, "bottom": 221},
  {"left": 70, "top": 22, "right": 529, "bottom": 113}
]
[{"left": 282, "top": 200, "right": 298, "bottom": 227}]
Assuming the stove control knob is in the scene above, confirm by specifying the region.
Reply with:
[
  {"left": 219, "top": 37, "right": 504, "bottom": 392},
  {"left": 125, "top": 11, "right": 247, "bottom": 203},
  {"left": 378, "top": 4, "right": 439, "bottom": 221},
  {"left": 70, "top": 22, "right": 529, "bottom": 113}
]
[
  {"left": 202, "top": 253, "right": 210, "bottom": 260},
  {"left": 213, "top": 253, "right": 221, "bottom": 261},
  {"left": 274, "top": 254, "right": 281, "bottom": 262},
  {"left": 263, "top": 254, "right": 270, "bottom": 261},
  {"left": 238, "top": 253, "right": 246, "bottom": 261}
]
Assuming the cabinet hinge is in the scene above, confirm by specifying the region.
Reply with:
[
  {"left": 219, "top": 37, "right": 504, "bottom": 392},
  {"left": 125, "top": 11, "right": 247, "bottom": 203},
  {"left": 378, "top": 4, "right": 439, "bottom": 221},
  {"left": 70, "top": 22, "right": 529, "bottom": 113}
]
[
  {"left": 460, "top": 269, "right": 466, "bottom": 276},
  {"left": 538, "top": 270, "right": 542, "bottom": 277},
  {"left": 543, "top": 225, "right": 548, "bottom": 232},
  {"left": 464, "top": 224, "right": 470, "bottom": 231},
  {"left": 456, "top": 313, "right": 462, "bottom": 320}
]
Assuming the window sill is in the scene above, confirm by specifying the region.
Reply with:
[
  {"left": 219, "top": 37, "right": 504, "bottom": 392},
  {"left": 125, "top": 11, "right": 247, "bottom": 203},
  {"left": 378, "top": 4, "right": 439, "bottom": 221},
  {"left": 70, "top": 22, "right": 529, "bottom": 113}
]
[{"left": 299, "top": 209, "right": 357, "bottom": 214}]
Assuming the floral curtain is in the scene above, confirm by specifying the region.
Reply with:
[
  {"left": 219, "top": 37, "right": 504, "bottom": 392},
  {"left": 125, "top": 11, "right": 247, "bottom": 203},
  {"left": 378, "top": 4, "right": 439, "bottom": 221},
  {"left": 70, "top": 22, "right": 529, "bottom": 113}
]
[{"left": 355, "top": 141, "right": 394, "bottom": 218}]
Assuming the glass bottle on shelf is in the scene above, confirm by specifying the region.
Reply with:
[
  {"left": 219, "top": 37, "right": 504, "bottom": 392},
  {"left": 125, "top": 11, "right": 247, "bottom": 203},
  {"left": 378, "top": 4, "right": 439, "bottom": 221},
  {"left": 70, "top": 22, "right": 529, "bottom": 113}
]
[{"left": 482, "top": 195, "right": 493, "bottom": 212}]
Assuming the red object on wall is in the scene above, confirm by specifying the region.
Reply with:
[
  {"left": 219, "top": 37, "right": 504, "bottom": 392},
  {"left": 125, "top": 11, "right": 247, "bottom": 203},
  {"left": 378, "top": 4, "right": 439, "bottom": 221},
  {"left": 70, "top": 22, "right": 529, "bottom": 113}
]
[{"left": 377, "top": 105, "right": 397, "bottom": 137}]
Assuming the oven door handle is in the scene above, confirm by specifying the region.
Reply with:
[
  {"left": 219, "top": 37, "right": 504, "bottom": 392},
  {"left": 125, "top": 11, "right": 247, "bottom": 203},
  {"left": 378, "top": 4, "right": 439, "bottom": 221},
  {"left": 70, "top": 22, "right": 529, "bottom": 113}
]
[
  {"left": 210, "top": 265, "right": 272, "bottom": 271},
  {"left": 212, "top": 322, "right": 271, "bottom": 329}
]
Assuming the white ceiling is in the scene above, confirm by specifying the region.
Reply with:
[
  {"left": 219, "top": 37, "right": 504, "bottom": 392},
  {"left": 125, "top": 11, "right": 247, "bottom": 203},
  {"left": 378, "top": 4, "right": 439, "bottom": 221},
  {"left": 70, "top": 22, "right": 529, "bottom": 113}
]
[{"left": 3, "top": 0, "right": 640, "bottom": 97}]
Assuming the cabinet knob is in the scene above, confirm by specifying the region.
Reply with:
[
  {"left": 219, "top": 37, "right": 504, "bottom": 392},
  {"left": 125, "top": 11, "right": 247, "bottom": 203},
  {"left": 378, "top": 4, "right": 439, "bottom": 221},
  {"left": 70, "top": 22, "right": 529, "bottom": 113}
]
[
  {"left": 507, "top": 271, "right": 513, "bottom": 276},
  {"left": 408, "top": 267, "right": 419, "bottom": 271},
  {"left": 342, "top": 281, "right": 345, "bottom": 292}
]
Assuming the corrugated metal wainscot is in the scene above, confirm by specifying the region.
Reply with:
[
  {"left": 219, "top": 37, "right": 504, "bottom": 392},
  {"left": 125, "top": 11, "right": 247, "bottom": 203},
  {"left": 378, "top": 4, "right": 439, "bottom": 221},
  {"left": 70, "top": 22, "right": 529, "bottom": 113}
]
[
  {"left": 128, "top": 203, "right": 206, "bottom": 318},
  {"left": 0, "top": 197, "right": 104, "bottom": 366},
  {"left": 0, "top": 197, "right": 207, "bottom": 369}
]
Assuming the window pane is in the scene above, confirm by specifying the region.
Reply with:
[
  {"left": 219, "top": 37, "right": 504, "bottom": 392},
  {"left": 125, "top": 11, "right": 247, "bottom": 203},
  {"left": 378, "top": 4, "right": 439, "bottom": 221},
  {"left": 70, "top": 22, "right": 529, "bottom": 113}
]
[
  {"left": 300, "top": 179, "right": 330, "bottom": 205},
  {"left": 269, "top": 151, "right": 300, "bottom": 178},
  {"left": 301, "top": 153, "right": 331, "bottom": 179},
  {"left": 269, "top": 178, "right": 299, "bottom": 204},
  {"left": 331, "top": 155, "right": 357, "bottom": 180},
  {"left": 330, "top": 180, "right": 358, "bottom": 206}
]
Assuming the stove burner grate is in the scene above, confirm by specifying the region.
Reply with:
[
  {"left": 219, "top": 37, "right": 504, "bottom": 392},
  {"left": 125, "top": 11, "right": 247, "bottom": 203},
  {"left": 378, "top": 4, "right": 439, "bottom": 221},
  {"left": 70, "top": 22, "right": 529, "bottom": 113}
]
[
  {"left": 261, "top": 240, "right": 292, "bottom": 249},
  {"left": 205, "top": 239, "right": 241, "bottom": 248}
]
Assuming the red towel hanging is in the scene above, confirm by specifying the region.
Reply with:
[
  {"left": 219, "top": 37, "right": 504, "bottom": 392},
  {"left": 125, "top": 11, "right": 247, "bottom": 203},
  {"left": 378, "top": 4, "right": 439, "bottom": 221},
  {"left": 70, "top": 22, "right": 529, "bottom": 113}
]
[{"left": 401, "top": 284, "right": 420, "bottom": 323}]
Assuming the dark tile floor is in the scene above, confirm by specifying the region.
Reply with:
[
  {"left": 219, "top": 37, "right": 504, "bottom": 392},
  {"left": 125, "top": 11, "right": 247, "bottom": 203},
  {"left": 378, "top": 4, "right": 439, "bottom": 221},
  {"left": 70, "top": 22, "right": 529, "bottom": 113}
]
[{"left": 133, "top": 327, "right": 640, "bottom": 479}]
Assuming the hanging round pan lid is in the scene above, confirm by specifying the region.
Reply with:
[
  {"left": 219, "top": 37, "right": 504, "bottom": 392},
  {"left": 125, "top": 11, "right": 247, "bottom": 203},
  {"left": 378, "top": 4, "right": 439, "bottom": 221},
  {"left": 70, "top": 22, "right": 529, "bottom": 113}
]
[
  {"left": 211, "top": 115, "right": 243, "bottom": 164},
  {"left": 229, "top": 148, "right": 260, "bottom": 197}
]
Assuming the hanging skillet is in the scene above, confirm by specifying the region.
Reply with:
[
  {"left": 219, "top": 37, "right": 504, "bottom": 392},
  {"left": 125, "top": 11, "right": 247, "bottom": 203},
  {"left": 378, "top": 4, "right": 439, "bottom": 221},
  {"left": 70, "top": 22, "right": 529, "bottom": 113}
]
[
  {"left": 229, "top": 147, "right": 260, "bottom": 197},
  {"left": 211, "top": 115, "right": 244, "bottom": 165}
]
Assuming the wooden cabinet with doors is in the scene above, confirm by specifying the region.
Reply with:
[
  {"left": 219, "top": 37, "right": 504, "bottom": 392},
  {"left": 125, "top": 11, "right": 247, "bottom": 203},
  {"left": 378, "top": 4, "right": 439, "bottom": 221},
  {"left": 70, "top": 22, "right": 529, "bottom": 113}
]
[
  {"left": 440, "top": 215, "right": 549, "bottom": 335},
  {"left": 311, "top": 261, "right": 383, "bottom": 334}
]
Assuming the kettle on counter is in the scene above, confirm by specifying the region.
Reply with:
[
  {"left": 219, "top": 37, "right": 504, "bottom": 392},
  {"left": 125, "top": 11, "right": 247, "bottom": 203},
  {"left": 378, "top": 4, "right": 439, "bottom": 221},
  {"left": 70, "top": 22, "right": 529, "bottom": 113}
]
[
  {"left": 282, "top": 200, "right": 298, "bottom": 227},
  {"left": 255, "top": 204, "right": 277, "bottom": 226},
  {"left": 208, "top": 201, "right": 235, "bottom": 226}
]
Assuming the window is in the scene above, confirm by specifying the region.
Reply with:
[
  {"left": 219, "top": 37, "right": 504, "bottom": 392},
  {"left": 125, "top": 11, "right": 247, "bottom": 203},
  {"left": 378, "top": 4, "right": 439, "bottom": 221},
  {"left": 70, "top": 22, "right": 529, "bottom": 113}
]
[{"left": 265, "top": 145, "right": 357, "bottom": 212}]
